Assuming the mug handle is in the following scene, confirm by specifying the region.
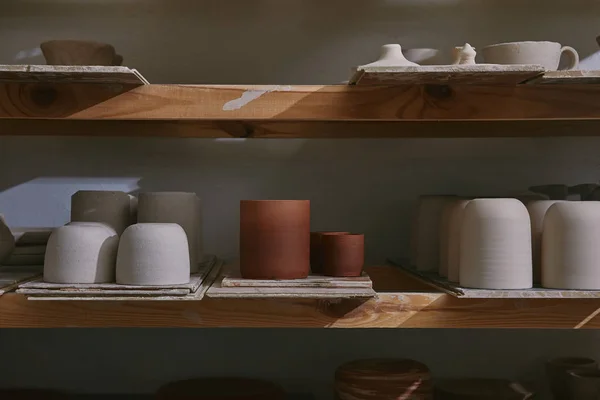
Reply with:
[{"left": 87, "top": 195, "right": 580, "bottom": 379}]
[{"left": 559, "top": 46, "right": 579, "bottom": 70}]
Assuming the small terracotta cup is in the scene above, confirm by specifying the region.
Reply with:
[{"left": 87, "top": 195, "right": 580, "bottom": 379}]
[
  {"left": 310, "top": 231, "right": 349, "bottom": 273},
  {"left": 322, "top": 233, "right": 364, "bottom": 277}
]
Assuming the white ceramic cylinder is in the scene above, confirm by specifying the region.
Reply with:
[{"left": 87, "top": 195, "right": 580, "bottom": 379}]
[
  {"left": 0, "top": 215, "right": 15, "bottom": 264},
  {"left": 116, "top": 223, "right": 190, "bottom": 285},
  {"left": 71, "top": 190, "right": 131, "bottom": 235},
  {"left": 527, "top": 200, "right": 565, "bottom": 284},
  {"left": 542, "top": 202, "right": 600, "bottom": 289},
  {"left": 137, "top": 192, "right": 202, "bottom": 272},
  {"left": 460, "top": 199, "right": 532, "bottom": 289},
  {"left": 442, "top": 199, "right": 471, "bottom": 282},
  {"left": 411, "top": 195, "right": 457, "bottom": 272},
  {"left": 44, "top": 222, "right": 118, "bottom": 283}
]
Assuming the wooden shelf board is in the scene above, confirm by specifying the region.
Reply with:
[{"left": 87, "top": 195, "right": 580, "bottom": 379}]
[
  {"left": 0, "top": 266, "right": 600, "bottom": 328},
  {"left": 527, "top": 70, "right": 600, "bottom": 85}
]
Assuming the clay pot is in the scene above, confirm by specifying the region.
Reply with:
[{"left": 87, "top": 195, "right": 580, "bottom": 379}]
[
  {"left": 361, "top": 44, "right": 419, "bottom": 68},
  {"left": 44, "top": 222, "right": 118, "bottom": 283},
  {"left": 546, "top": 357, "right": 598, "bottom": 400},
  {"left": 411, "top": 195, "right": 457, "bottom": 273},
  {"left": 528, "top": 184, "right": 569, "bottom": 200},
  {"left": 116, "top": 223, "right": 190, "bottom": 285},
  {"left": 137, "top": 192, "right": 202, "bottom": 273},
  {"left": 156, "top": 377, "right": 285, "bottom": 400},
  {"left": 527, "top": 200, "right": 565, "bottom": 284},
  {"left": 0, "top": 215, "right": 15, "bottom": 264},
  {"left": 566, "top": 369, "right": 600, "bottom": 399},
  {"left": 71, "top": 190, "right": 131, "bottom": 235},
  {"left": 542, "top": 202, "right": 600, "bottom": 289},
  {"left": 240, "top": 200, "right": 310, "bottom": 280},
  {"left": 434, "top": 378, "right": 534, "bottom": 400},
  {"left": 440, "top": 199, "right": 470, "bottom": 280},
  {"left": 322, "top": 233, "right": 364, "bottom": 277},
  {"left": 310, "top": 231, "right": 349, "bottom": 273},
  {"left": 403, "top": 48, "right": 443, "bottom": 65},
  {"left": 460, "top": 199, "right": 532, "bottom": 289},
  {"left": 482, "top": 41, "right": 578, "bottom": 71},
  {"left": 335, "top": 358, "right": 432, "bottom": 400},
  {"left": 40, "top": 40, "right": 117, "bottom": 65}
]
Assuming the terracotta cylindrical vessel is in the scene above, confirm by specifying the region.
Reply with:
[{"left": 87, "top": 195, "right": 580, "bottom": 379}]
[
  {"left": 116, "top": 223, "right": 190, "bottom": 285},
  {"left": 527, "top": 200, "right": 565, "bottom": 284},
  {"left": 440, "top": 199, "right": 470, "bottom": 280},
  {"left": 44, "top": 222, "right": 118, "bottom": 283},
  {"left": 310, "top": 231, "right": 349, "bottom": 274},
  {"left": 411, "top": 195, "right": 457, "bottom": 272},
  {"left": 542, "top": 202, "right": 600, "bottom": 289},
  {"left": 156, "top": 377, "right": 286, "bottom": 400},
  {"left": 71, "top": 190, "right": 131, "bottom": 235},
  {"left": 240, "top": 200, "right": 309, "bottom": 279},
  {"left": 137, "top": 192, "right": 202, "bottom": 273},
  {"left": 0, "top": 215, "right": 15, "bottom": 264},
  {"left": 546, "top": 357, "right": 598, "bottom": 400},
  {"left": 322, "top": 233, "right": 364, "bottom": 277},
  {"left": 335, "top": 358, "right": 432, "bottom": 400},
  {"left": 460, "top": 199, "right": 532, "bottom": 289},
  {"left": 566, "top": 369, "right": 600, "bottom": 400},
  {"left": 434, "top": 378, "right": 534, "bottom": 400}
]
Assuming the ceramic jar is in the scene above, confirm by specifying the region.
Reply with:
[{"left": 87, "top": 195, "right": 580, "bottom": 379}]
[
  {"left": 310, "top": 231, "right": 349, "bottom": 273},
  {"left": 542, "top": 202, "right": 600, "bottom": 289},
  {"left": 434, "top": 378, "right": 534, "bottom": 399},
  {"left": 156, "top": 378, "right": 286, "bottom": 400},
  {"left": 527, "top": 200, "right": 565, "bottom": 284},
  {"left": 116, "top": 223, "right": 190, "bottom": 285},
  {"left": 361, "top": 44, "right": 419, "bottom": 67},
  {"left": 44, "top": 222, "right": 118, "bottom": 283},
  {"left": 137, "top": 192, "right": 202, "bottom": 273},
  {"left": 240, "top": 200, "right": 310, "bottom": 279},
  {"left": 566, "top": 369, "right": 600, "bottom": 400},
  {"left": 335, "top": 358, "right": 432, "bottom": 400},
  {"left": 411, "top": 195, "right": 457, "bottom": 272},
  {"left": 440, "top": 199, "right": 470, "bottom": 280},
  {"left": 71, "top": 190, "right": 132, "bottom": 235},
  {"left": 460, "top": 199, "right": 532, "bottom": 289},
  {"left": 482, "top": 41, "right": 579, "bottom": 70},
  {"left": 322, "top": 233, "right": 364, "bottom": 277},
  {"left": 40, "top": 40, "right": 117, "bottom": 66},
  {"left": 546, "top": 357, "right": 598, "bottom": 400},
  {"left": 0, "top": 215, "right": 15, "bottom": 264}
]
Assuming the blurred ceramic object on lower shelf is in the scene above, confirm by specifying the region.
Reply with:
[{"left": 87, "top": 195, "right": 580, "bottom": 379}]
[
  {"left": 434, "top": 378, "right": 534, "bottom": 399},
  {"left": 546, "top": 357, "right": 598, "bottom": 400}
]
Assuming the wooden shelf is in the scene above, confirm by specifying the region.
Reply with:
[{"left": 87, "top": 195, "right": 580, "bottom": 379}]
[{"left": 1, "top": 266, "right": 600, "bottom": 328}]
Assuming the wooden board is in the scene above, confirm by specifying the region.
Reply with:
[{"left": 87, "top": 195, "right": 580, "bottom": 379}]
[
  {"left": 18, "top": 255, "right": 219, "bottom": 299},
  {"left": 0, "top": 65, "right": 148, "bottom": 85},
  {"left": 207, "top": 264, "right": 375, "bottom": 299},
  {"left": 527, "top": 70, "right": 600, "bottom": 85},
  {"left": 388, "top": 259, "right": 600, "bottom": 298},
  {"left": 350, "top": 64, "right": 544, "bottom": 86}
]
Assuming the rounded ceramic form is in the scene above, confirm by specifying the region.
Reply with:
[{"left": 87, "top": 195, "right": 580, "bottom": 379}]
[
  {"left": 156, "top": 378, "right": 286, "bottom": 400},
  {"left": 240, "top": 200, "right": 310, "bottom": 280},
  {"left": 40, "top": 40, "right": 117, "bottom": 66},
  {"left": 0, "top": 215, "right": 15, "bottom": 264},
  {"left": 440, "top": 199, "right": 470, "bottom": 281},
  {"left": 460, "top": 198, "right": 532, "bottom": 289},
  {"left": 482, "top": 41, "right": 579, "bottom": 70},
  {"left": 527, "top": 200, "right": 565, "bottom": 284},
  {"left": 71, "top": 190, "right": 131, "bottom": 235},
  {"left": 411, "top": 195, "right": 457, "bottom": 272},
  {"left": 116, "top": 223, "right": 189, "bottom": 285},
  {"left": 44, "top": 222, "right": 118, "bottom": 283},
  {"left": 310, "top": 231, "right": 349, "bottom": 273},
  {"left": 452, "top": 43, "right": 476, "bottom": 65},
  {"left": 322, "top": 233, "right": 364, "bottom": 277},
  {"left": 434, "top": 378, "right": 534, "bottom": 400},
  {"left": 362, "top": 44, "right": 419, "bottom": 68},
  {"left": 542, "top": 202, "right": 600, "bottom": 289},
  {"left": 403, "top": 48, "right": 442, "bottom": 65},
  {"left": 137, "top": 192, "right": 202, "bottom": 273},
  {"left": 546, "top": 357, "right": 598, "bottom": 400},
  {"left": 335, "top": 358, "right": 432, "bottom": 400}
]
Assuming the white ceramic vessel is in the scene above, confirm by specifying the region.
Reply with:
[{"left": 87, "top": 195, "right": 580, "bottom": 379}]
[
  {"left": 0, "top": 215, "right": 15, "bottom": 264},
  {"left": 460, "top": 198, "right": 532, "bottom": 289},
  {"left": 44, "top": 222, "right": 118, "bottom": 283},
  {"left": 403, "top": 48, "right": 442, "bottom": 65},
  {"left": 116, "top": 223, "right": 190, "bottom": 285},
  {"left": 527, "top": 200, "right": 565, "bottom": 284},
  {"left": 442, "top": 199, "right": 471, "bottom": 282},
  {"left": 137, "top": 192, "right": 202, "bottom": 272},
  {"left": 411, "top": 195, "right": 457, "bottom": 272},
  {"left": 452, "top": 43, "right": 476, "bottom": 65},
  {"left": 71, "top": 190, "right": 132, "bottom": 235},
  {"left": 542, "top": 202, "right": 600, "bottom": 289},
  {"left": 361, "top": 44, "right": 419, "bottom": 68},
  {"left": 482, "top": 41, "right": 579, "bottom": 70}
]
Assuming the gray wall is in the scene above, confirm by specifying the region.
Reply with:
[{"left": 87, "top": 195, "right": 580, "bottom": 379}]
[{"left": 2, "top": 0, "right": 600, "bottom": 398}]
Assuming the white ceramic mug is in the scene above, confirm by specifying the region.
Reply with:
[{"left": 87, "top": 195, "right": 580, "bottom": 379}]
[{"left": 482, "top": 41, "right": 579, "bottom": 70}]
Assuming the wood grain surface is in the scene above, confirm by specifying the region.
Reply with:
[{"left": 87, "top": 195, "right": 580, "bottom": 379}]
[{"left": 0, "top": 267, "right": 600, "bottom": 328}]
